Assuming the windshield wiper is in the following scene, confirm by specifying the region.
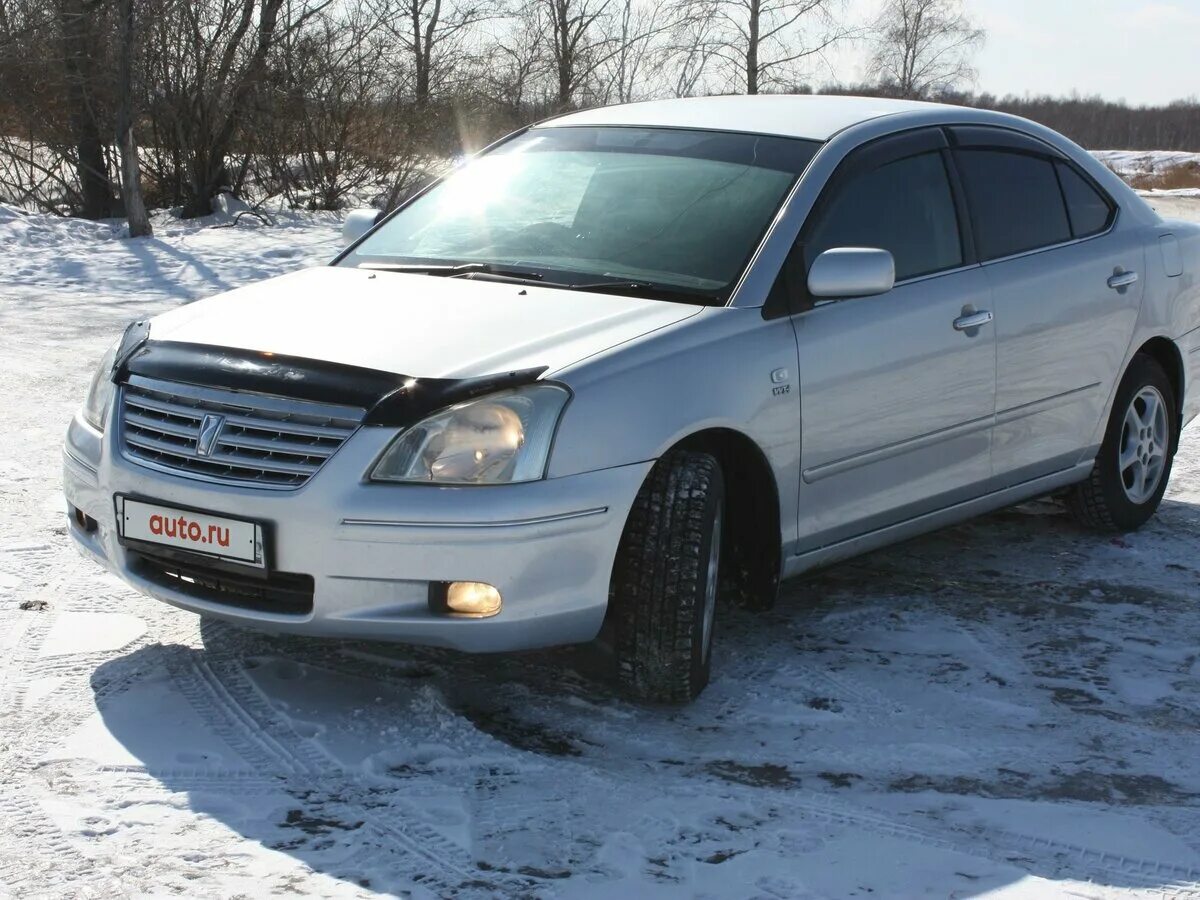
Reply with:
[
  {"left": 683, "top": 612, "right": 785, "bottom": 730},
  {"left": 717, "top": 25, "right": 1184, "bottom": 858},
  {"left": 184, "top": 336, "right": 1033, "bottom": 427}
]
[
  {"left": 360, "top": 263, "right": 720, "bottom": 303},
  {"left": 565, "top": 279, "right": 722, "bottom": 305},
  {"left": 359, "top": 262, "right": 545, "bottom": 281}
]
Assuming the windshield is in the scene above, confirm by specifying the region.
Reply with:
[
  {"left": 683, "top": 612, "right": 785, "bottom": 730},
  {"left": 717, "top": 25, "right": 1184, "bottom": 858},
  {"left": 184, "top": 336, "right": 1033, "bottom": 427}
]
[{"left": 340, "top": 126, "right": 820, "bottom": 304}]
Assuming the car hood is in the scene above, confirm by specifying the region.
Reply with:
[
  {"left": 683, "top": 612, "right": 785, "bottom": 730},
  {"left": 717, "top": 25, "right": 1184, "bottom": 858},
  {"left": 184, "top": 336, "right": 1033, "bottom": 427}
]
[{"left": 148, "top": 266, "right": 702, "bottom": 379}]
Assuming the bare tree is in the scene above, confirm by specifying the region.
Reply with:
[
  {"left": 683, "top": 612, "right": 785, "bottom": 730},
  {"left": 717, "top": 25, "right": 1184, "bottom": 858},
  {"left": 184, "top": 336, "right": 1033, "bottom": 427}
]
[
  {"left": 594, "top": 0, "right": 663, "bottom": 103},
  {"left": 7, "top": 0, "right": 1200, "bottom": 230},
  {"left": 60, "top": 0, "right": 116, "bottom": 218},
  {"left": 371, "top": 0, "right": 497, "bottom": 105},
  {"left": 539, "top": 0, "right": 611, "bottom": 107},
  {"left": 143, "top": 0, "right": 332, "bottom": 217},
  {"left": 868, "top": 0, "right": 983, "bottom": 99},
  {"left": 0, "top": 1, "right": 79, "bottom": 211},
  {"left": 114, "top": 0, "right": 149, "bottom": 235},
  {"left": 247, "top": 2, "right": 431, "bottom": 212},
  {"left": 668, "top": 0, "right": 848, "bottom": 95},
  {"left": 658, "top": 7, "right": 717, "bottom": 97},
  {"left": 483, "top": 9, "right": 548, "bottom": 114}
]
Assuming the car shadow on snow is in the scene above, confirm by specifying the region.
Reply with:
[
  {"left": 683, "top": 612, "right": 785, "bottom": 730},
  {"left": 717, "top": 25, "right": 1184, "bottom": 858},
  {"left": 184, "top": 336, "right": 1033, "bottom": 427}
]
[{"left": 89, "top": 496, "right": 1200, "bottom": 896}]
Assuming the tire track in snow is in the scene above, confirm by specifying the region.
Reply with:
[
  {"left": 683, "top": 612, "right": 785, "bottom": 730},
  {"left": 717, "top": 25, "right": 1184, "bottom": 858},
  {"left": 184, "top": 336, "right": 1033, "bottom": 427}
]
[
  {"left": 162, "top": 642, "right": 525, "bottom": 897},
  {"left": 166, "top": 655, "right": 308, "bottom": 774},
  {"left": 459, "top": 700, "right": 1200, "bottom": 895},
  {"left": 753, "top": 788, "right": 1200, "bottom": 892},
  {"left": 8, "top": 563, "right": 1200, "bottom": 897},
  {"left": 294, "top": 622, "right": 1194, "bottom": 893},
  {"left": 12, "top": 612, "right": 188, "bottom": 714},
  {"left": 0, "top": 614, "right": 52, "bottom": 713},
  {"left": 0, "top": 589, "right": 194, "bottom": 897},
  {"left": 8, "top": 640, "right": 179, "bottom": 773},
  {"left": 0, "top": 787, "right": 126, "bottom": 898},
  {"left": 98, "top": 765, "right": 283, "bottom": 790}
]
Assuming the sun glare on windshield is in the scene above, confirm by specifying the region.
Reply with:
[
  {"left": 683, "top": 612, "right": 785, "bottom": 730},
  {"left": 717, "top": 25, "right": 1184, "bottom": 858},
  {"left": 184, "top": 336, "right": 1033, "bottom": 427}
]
[{"left": 342, "top": 126, "right": 820, "bottom": 303}]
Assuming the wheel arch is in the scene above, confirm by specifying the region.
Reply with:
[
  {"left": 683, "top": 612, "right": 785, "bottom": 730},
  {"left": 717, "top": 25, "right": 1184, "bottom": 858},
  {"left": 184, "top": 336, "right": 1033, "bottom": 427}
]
[
  {"left": 668, "top": 427, "right": 783, "bottom": 609},
  {"left": 1134, "top": 336, "right": 1185, "bottom": 445}
]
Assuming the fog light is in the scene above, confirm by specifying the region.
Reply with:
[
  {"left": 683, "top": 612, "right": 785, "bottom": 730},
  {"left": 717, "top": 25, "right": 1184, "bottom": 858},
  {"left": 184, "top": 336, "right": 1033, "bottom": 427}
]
[
  {"left": 71, "top": 506, "right": 97, "bottom": 533},
  {"left": 444, "top": 581, "right": 502, "bottom": 617}
]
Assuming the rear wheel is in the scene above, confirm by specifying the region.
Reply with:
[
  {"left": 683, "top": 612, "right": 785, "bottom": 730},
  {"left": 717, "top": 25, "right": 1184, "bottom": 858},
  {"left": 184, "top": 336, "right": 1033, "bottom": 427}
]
[
  {"left": 610, "top": 451, "right": 724, "bottom": 703},
  {"left": 1068, "top": 354, "right": 1177, "bottom": 532}
]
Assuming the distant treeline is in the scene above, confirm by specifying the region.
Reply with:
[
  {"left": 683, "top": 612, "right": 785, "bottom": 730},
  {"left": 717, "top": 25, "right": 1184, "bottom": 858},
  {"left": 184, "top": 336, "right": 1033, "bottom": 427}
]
[{"left": 823, "top": 84, "right": 1200, "bottom": 152}]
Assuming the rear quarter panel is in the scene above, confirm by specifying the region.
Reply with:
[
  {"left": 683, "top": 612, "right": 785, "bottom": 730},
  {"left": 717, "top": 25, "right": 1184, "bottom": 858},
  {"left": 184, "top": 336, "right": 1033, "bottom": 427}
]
[{"left": 1141, "top": 220, "right": 1200, "bottom": 427}]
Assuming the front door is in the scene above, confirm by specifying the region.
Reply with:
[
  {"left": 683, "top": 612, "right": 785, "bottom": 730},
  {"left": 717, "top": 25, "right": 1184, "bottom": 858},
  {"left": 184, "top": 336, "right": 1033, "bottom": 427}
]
[{"left": 791, "top": 128, "right": 997, "bottom": 552}]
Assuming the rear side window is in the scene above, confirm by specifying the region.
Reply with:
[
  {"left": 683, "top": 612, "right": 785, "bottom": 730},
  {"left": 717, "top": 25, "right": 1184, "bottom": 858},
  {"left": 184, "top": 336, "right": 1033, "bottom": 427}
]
[
  {"left": 1056, "top": 161, "right": 1114, "bottom": 238},
  {"left": 805, "top": 151, "right": 963, "bottom": 281},
  {"left": 955, "top": 149, "right": 1072, "bottom": 260}
]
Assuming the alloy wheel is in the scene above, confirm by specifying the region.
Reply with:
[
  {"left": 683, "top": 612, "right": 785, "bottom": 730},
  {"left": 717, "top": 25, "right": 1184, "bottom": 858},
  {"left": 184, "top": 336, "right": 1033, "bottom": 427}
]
[{"left": 1119, "top": 385, "right": 1169, "bottom": 504}]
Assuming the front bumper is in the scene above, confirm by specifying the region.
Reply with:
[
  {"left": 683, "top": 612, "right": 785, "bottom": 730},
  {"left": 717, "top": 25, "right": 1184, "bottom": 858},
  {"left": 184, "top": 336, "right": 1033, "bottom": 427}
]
[{"left": 63, "top": 412, "right": 651, "bottom": 651}]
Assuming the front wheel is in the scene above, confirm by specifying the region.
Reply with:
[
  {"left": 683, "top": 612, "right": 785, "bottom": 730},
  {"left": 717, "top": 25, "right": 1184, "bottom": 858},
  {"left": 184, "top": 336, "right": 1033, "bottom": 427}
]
[
  {"left": 610, "top": 451, "right": 725, "bottom": 703},
  {"left": 1068, "top": 354, "right": 1177, "bottom": 532}
]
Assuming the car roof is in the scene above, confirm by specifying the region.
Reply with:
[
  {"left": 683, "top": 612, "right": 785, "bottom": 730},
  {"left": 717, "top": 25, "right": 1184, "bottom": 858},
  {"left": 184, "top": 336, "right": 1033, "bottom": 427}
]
[{"left": 538, "top": 94, "right": 954, "bottom": 142}]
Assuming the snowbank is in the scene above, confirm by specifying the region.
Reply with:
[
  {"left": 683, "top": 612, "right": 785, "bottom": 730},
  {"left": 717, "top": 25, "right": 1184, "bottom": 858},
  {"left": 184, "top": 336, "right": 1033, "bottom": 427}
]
[
  {"left": 0, "top": 203, "right": 343, "bottom": 306},
  {"left": 1091, "top": 149, "right": 1200, "bottom": 179}
]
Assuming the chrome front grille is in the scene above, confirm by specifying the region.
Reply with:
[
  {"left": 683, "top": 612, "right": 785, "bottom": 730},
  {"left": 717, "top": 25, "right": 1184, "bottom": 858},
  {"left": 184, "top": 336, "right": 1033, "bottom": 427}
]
[{"left": 119, "top": 375, "right": 365, "bottom": 488}]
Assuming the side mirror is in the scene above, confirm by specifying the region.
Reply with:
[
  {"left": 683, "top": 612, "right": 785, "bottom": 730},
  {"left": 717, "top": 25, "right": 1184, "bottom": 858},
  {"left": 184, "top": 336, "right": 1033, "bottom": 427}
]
[
  {"left": 342, "top": 208, "right": 382, "bottom": 248},
  {"left": 807, "top": 247, "right": 895, "bottom": 299}
]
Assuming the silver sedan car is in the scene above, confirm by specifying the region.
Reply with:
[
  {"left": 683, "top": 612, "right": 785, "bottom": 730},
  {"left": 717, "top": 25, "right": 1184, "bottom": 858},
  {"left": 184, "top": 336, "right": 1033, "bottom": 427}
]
[{"left": 64, "top": 95, "right": 1200, "bottom": 702}]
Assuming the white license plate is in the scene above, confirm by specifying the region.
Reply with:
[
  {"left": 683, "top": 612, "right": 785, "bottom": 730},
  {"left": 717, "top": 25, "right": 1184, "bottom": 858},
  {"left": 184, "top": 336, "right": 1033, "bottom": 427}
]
[{"left": 116, "top": 497, "right": 265, "bottom": 567}]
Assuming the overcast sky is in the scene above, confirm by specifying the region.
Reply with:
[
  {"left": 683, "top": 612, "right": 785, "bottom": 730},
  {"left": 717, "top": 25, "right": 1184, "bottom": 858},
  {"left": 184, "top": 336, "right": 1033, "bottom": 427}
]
[{"left": 831, "top": 0, "right": 1199, "bottom": 107}]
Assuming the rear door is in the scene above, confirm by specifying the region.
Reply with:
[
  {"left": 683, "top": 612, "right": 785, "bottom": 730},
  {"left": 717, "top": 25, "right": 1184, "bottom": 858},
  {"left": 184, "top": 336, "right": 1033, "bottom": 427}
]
[
  {"left": 792, "top": 128, "right": 997, "bottom": 551},
  {"left": 950, "top": 127, "right": 1144, "bottom": 484}
]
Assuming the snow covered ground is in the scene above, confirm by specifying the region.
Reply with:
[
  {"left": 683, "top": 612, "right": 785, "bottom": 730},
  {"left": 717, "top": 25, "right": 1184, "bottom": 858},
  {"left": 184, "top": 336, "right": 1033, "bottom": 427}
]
[
  {"left": 3, "top": 197, "right": 1200, "bottom": 899},
  {"left": 1092, "top": 150, "right": 1200, "bottom": 178}
]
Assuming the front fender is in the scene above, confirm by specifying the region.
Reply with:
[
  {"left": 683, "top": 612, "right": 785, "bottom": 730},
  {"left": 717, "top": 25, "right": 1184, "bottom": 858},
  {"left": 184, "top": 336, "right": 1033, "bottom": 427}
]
[{"left": 546, "top": 306, "right": 802, "bottom": 547}]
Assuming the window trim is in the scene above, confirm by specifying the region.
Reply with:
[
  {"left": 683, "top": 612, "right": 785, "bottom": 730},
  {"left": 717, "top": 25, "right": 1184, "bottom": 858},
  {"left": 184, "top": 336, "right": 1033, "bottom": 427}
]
[
  {"left": 940, "top": 145, "right": 979, "bottom": 266},
  {"left": 945, "top": 125, "right": 1119, "bottom": 265},
  {"left": 947, "top": 125, "right": 1069, "bottom": 158},
  {"left": 963, "top": 208, "right": 1121, "bottom": 268},
  {"left": 892, "top": 259, "right": 982, "bottom": 289}
]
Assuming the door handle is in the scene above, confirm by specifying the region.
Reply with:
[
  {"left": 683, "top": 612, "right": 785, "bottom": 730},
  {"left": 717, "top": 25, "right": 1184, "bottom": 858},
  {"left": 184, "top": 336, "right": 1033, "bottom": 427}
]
[
  {"left": 953, "top": 310, "right": 993, "bottom": 332},
  {"left": 1108, "top": 270, "right": 1138, "bottom": 289}
]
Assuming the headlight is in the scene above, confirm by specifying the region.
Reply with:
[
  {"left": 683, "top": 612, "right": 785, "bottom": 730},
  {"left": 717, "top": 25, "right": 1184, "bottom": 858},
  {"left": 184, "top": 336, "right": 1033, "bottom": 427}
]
[
  {"left": 82, "top": 341, "right": 119, "bottom": 432},
  {"left": 370, "top": 384, "right": 569, "bottom": 484}
]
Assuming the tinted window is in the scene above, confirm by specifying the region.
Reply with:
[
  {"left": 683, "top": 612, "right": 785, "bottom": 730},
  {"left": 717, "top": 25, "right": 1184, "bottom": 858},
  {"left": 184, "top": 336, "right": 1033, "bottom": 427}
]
[
  {"left": 806, "top": 151, "right": 962, "bottom": 281},
  {"left": 955, "top": 149, "right": 1072, "bottom": 260},
  {"left": 1056, "top": 161, "right": 1114, "bottom": 238}
]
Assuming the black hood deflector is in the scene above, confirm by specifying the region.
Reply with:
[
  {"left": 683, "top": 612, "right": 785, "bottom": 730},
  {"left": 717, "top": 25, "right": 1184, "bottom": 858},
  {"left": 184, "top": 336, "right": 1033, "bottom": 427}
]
[{"left": 121, "top": 340, "right": 548, "bottom": 427}]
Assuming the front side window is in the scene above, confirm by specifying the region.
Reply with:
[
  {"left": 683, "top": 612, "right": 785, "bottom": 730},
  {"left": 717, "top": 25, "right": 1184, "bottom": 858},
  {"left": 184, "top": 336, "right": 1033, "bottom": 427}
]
[
  {"left": 342, "top": 127, "right": 820, "bottom": 303},
  {"left": 955, "top": 149, "right": 1073, "bottom": 260},
  {"left": 805, "top": 151, "right": 963, "bottom": 282}
]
